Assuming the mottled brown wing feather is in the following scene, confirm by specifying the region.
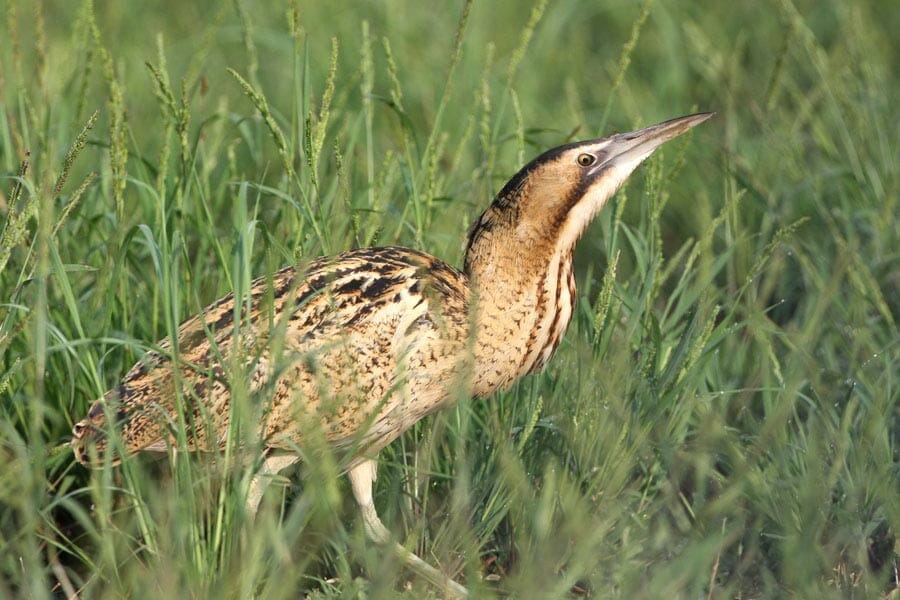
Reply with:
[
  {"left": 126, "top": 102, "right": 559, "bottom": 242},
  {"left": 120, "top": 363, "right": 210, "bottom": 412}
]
[{"left": 72, "top": 246, "right": 470, "bottom": 464}]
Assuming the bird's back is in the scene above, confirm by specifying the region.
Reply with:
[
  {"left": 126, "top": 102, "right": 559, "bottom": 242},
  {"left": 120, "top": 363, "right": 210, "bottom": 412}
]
[{"left": 72, "top": 246, "right": 471, "bottom": 464}]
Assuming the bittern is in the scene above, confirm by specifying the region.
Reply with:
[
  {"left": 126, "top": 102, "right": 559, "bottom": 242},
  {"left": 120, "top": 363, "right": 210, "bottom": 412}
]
[{"left": 72, "top": 112, "right": 713, "bottom": 597}]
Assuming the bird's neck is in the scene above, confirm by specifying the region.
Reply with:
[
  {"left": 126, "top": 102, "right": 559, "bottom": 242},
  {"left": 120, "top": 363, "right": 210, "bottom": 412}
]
[{"left": 463, "top": 225, "right": 577, "bottom": 397}]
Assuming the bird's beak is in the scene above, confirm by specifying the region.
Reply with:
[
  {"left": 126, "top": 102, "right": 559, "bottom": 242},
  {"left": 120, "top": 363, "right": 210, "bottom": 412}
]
[{"left": 597, "top": 112, "right": 715, "bottom": 172}]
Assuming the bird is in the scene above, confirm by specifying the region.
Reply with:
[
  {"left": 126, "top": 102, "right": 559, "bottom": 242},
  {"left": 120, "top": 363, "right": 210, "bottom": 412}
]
[{"left": 71, "top": 112, "right": 713, "bottom": 597}]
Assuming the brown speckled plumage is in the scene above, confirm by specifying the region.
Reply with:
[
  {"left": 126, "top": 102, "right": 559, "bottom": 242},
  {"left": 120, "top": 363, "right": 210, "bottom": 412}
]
[
  {"left": 73, "top": 246, "right": 471, "bottom": 464},
  {"left": 71, "top": 113, "right": 713, "bottom": 597}
]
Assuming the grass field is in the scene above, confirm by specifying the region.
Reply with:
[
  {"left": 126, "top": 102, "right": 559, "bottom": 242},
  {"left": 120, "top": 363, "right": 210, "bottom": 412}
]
[{"left": 1, "top": 0, "right": 897, "bottom": 597}]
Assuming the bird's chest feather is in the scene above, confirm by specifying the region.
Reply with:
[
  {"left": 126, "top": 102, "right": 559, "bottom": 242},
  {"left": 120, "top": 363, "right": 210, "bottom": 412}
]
[{"left": 471, "top": 252, "right": 576, "bottom": 396}]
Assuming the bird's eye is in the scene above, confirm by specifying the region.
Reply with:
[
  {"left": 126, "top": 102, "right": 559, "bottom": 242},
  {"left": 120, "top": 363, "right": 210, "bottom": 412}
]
[{"left": 577, "top": 153, "right": 595, "bottom": 167}]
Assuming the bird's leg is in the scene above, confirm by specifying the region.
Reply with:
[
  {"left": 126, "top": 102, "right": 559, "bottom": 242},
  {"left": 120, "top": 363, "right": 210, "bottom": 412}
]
[
  {"left": 246, "top": 453, "right": 300, "bottom": 515},
  {"left": 348, "top": 458, "right": 469, "bottom": 599}
]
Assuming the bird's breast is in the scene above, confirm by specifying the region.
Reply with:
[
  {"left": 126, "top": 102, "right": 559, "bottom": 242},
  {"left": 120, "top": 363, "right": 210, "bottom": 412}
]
[{"left": 470, "top": 250, "right": 576, "bottom": 396}]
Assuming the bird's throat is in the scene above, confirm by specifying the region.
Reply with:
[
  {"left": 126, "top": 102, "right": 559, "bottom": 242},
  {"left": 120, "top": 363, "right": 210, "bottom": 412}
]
[{"left": 465, "top": 236, "right": 576, "bottom": 397}]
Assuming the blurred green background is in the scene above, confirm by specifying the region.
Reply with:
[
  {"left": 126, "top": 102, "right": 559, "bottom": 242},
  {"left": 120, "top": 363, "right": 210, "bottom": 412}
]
[{"left": 1, "top": 0, "right": 897, "bottom": 598}]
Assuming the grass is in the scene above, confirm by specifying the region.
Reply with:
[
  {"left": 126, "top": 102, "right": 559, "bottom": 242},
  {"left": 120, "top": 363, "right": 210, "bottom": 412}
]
[{"left": 1, "top": 0, "right": 897, "bottom": 597}]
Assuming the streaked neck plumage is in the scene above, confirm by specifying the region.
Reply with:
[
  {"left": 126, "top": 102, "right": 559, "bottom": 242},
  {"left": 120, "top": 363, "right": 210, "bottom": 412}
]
[{"left": 463, "top": 148, "right": 591, "bottom": 397}]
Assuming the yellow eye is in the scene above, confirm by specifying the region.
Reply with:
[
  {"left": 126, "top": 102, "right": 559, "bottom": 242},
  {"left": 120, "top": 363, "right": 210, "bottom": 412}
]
[{"left": 577, "top": 153, "right": 595, "bottom": 167}]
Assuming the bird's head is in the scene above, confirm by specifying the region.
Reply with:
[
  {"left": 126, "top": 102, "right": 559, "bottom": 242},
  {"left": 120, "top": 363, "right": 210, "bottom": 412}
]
[
  {"left": 71, "top": 400, "right": 119, "bottom": 466},
  {"left": 72, "top": 390, "right": 160, "bottom": 467},
  {"left": 465, "top": 112, "right": 714, "bottom": 276}
]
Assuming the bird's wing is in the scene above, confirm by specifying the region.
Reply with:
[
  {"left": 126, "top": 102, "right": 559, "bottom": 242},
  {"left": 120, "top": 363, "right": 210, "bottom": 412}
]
[{"left": 73, "top": 247, "right": 470, "bottom": 463}]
